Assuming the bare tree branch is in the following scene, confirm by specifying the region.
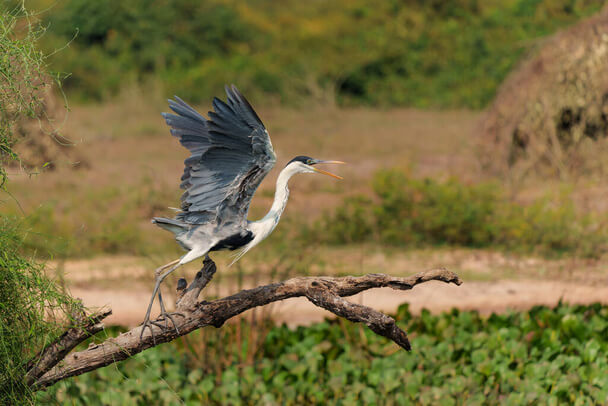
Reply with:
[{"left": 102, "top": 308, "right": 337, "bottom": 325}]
[
  {"left": 24, "top": 307, "right": 112, "bottom": 386},
  {"left": 305, "top": 285, "right": 412, "bottom": 350},
  {"left": 31, "top": 263, "right": 461, "bottom": 390}
]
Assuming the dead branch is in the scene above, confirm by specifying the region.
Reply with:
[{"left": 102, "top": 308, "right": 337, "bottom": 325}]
[
  {"left": 29, "top": 261, "right": 461, "bottom": 390},
  {"left": 176, "top": 255, "right": 216, "bottom": 310},
  {"left": 24, "top": 307, "right": 112, "bottom": 386}
]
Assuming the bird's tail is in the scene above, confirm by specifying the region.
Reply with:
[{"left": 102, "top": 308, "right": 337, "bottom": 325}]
[{"left": 152, "top": 217, "right": 188, "bottom": 235}]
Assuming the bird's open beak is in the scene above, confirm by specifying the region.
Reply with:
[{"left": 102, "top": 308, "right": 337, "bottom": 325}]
[{"left": 312, "top": 160, "right": 345, "bottom": 179}]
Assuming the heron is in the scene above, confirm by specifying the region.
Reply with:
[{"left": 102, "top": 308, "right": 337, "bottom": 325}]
[{"left": 141, "top": 85, "right": 343, "bottom": 338}]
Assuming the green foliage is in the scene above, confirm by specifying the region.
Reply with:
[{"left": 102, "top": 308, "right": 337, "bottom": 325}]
[
  {"left": 0, "top": 220, "right": 40, "bottom": 403},
  {"left": 310, "top": 170, "right": 608, "bottom": 257},
  {"left": 38, "top": 0, "right": 605, "bottom": 108},
  {"left": 40, "top": 303, "right": 608, "bottom": 404},
  {"left": 43, "top": 0, "right": 257, "bottom": 101}
]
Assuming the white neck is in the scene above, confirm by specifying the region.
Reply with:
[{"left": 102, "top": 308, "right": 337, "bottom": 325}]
[
  {"left": 261, "top": 164, "right": 298, "bottom": 223},
  {"left": 230, "top": 163, "right": 308, "bottom": 267},
  {"left": 248, "top": 164, "right": 300, "bottom": 238}
]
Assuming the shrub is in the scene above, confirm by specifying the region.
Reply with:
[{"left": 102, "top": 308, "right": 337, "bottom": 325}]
[
  {"left": 310, "top": 169, "right": 608, "bottom": 257},
  {"left": 0, "top": 218, "right": 80, "bottom": 404}
]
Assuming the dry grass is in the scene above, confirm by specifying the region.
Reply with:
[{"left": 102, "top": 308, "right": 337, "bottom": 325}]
[{"left": 479, "top": 5, "right": 608, "bottom": 182}]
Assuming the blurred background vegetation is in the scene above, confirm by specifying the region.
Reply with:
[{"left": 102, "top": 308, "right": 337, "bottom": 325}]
[
  {"left": 34, "top": 0, "right": 605, "bottom": 108},
  {"left": 308, "top": 170, "right": 608, "bottom": 258}
]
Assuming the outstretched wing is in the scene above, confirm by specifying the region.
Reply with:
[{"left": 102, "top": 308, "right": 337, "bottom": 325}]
[{"left": 162, "top": 85, "right": 276, "bottom": 225}]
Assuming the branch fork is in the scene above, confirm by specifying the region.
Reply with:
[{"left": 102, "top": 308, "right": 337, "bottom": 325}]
[{"left": 26, "top": 260, "right": 461, "bottom": 390}]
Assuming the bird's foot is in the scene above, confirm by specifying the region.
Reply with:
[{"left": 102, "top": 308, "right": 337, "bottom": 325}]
[
  {"left": 155, "top": 290, "right": 185, "bottom": 334},
  {"left": 139, "top": 317, "right": 157, "bottom": 344},
  {"left": 139, "top": 311, "right": 185, "bottom": 343},
  {"left": 152, "top": 311, "right": 186, "bottom": 335}
]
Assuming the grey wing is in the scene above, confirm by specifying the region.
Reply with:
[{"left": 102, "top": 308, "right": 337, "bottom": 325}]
[{"left": 161, "top": 85, "right": 276, "bottom": 225}]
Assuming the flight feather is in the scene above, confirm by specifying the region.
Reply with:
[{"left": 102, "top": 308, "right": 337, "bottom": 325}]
[{"left": 161, "top": 85, "right": 276, "bottom": 225}]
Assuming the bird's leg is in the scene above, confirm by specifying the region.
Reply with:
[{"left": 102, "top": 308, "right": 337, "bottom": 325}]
[
  {"left": 154, "top": 290, "right": 185, "bottom": 334},
  {"left": 154, "top": 255, "right": 212, "bottom": 332},
  {"left": 140, "top": 259, "right": 180, "bottom": 341}
]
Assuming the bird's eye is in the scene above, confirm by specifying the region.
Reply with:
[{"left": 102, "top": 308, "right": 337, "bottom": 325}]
[{"left": 306, "top": 159, "right": 313, "bottom": 165}]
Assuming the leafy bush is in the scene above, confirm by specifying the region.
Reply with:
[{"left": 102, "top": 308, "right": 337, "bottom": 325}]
[
  {"left": 40, "top": 303, "right": 608, "bottom": 404},
  {"left": 310, "top": 170, "right": 608, "bottom": 257},
  {"left": 42, "top": 0, "right": 257, "bottom": 101},
  {"left": 38, "top": 0, "right": 604, "bottom": 108}
]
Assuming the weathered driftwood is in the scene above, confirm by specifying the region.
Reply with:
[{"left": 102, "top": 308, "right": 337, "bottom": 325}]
[{"left": 28, "top": 258, "right": 461, "bottom": 390}]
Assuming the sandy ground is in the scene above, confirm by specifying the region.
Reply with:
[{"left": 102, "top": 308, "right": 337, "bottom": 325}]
[
  {"left": 58, "top": 252, "right": 608, "bottom": 328},
  {"left": 70, "top": 279, "right": 608, "bottom": 328}
]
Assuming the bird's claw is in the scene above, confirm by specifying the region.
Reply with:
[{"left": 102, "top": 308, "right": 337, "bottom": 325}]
[
  {"left": 156, "top": 311, "right": 185, "bottom": 334},
  {"left": 139, "top": 311, "right": 185, "bottom": 343},
  {"left": 139, "top": 319, "right": 157, "bottom": 344}
]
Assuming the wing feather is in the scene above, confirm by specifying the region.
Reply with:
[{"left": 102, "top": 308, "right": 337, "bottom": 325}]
[{"left": 161, "top": 85, "right": 276, "bottom": 225}]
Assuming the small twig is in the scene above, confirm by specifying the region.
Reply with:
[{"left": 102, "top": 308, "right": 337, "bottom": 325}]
[
  {"left": 175, "top": 278, "right": 188, "bottom": 302},
  {"left": 177, "top": 256, "right": 216, "bottom": 311},
  {"left": 32, "top": 265, "right": 461, "bottom": 390}
]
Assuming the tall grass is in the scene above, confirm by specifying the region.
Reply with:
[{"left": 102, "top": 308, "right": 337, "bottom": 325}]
[
  {"left": 0, "top": 5, "right": 79, "bottom": 403},
  {"left": 0, "top": 218, "right": 81, "bottom": 404}
]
